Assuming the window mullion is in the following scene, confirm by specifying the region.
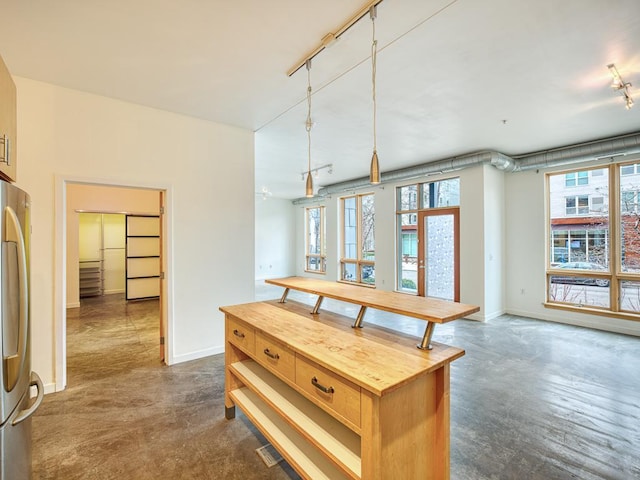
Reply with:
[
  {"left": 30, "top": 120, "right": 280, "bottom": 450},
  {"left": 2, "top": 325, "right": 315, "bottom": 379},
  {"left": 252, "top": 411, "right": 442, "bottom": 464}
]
[
  {"left": 611, "top": 163, "right": 620, "bottom": 312},
  {"left": 357, "top": 195, "right": 362, "bottom": 282}
]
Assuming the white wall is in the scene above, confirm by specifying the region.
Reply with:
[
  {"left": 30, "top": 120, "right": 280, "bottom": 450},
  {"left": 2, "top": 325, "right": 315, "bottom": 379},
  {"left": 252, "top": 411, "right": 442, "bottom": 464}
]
[
  {"left": 459, "top": 166, "right": 486, "bottom": 317},
  {"left": 255, "top": 197, "right": 296, "bottom": 279},
  {"left": 372, "top": 185, "right": 396, "bottom": 291},
  {"left": 505, "top": 159, "right": 640, "bottom": 337},
  {"left": 100, "top": 214, "right": 126, "bottom": 295},
  {"left": 15, "top": 77, "right": 255, "bottom": 392},
  {"left": 482, "top": 164, "right": 506, "bottom": 319}
]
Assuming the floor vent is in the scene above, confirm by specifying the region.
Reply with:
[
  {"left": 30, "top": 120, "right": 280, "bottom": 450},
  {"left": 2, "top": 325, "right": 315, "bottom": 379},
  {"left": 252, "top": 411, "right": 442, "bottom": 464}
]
[{"left": 255, "top": 443, "right": 283, "bottom": 468}]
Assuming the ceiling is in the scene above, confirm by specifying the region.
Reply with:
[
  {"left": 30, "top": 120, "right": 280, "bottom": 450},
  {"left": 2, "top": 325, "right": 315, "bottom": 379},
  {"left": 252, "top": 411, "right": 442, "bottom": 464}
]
[{"left": 1, "top": 0, "right": 639, "bottom": 199}]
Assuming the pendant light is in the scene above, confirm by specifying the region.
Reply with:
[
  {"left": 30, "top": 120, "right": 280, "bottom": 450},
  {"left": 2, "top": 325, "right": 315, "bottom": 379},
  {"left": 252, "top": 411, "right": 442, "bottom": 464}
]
[
  {"left": 369, "top": 5, "right": 381, "bottom": 185},
  {"left": 305, "top": 60, "right": 314, "bottom": 197}
]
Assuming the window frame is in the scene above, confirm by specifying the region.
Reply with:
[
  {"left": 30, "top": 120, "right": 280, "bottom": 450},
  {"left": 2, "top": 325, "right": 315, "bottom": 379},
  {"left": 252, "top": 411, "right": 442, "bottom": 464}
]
[
  {"left": 339, "top": 193, "right": 375, "bottom": 286},
  {"left": 304, "top": 205, "right": 326, "bottom": 274},
  {"left": 546, "top": 162, "right": 640, "bottom": 320},
  {"left": 396, "top": 177, "right": 461, "bottom": 294}
]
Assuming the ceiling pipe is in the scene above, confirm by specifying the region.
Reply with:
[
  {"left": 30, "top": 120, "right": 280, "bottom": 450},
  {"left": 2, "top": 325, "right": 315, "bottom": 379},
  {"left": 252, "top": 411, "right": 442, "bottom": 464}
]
[
  {"left": 315, "top": 151, "right": 515, "bottom": 198},
  {"left": 292, "top": 131, "right": 640, "bottom": 204},
  {"left": 511, "top": 131, "right": 640, "bottom": 171}
]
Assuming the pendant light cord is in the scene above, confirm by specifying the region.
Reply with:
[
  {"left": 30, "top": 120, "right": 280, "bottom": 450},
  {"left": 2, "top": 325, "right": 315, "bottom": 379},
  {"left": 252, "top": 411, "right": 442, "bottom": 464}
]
[
  {"left": 306, "top": 60, "right": 313, "bottom": 174},
  {"left": 371, "top": 10, "right": 377, "bottom": 153}
]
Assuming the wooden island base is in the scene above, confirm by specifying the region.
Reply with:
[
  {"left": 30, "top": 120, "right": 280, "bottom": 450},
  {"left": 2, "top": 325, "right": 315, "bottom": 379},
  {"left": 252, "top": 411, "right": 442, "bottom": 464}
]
[{"left": 222, "top": 286, "right": 476, "bottom": 480}]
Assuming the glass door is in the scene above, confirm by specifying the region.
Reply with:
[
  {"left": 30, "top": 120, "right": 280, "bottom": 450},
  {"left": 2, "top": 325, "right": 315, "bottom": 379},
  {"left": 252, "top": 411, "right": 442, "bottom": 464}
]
[{"left": 417, "top": 208, "right": 459, "bottom": 301}]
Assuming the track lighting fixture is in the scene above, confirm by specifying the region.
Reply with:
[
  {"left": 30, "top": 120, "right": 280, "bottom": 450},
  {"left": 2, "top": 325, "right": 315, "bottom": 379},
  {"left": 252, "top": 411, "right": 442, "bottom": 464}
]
[
  {"left": 608, "top": 63, "right": 634, "bottom": 110},
  {"left": 300, "top": 163, "right": 333, "bottom": 181},
  {"left": 255, "top": 186, "right": 272, "bottom": 201}
]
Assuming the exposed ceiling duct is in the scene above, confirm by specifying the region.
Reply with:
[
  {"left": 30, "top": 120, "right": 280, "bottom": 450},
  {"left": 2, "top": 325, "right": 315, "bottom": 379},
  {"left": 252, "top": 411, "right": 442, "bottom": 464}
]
[
  {"left": 292, "top": 131, "right": 640, "bottom": 205},
  {"left": 512, "top": 131, "right": 640, "bottom": 171}
]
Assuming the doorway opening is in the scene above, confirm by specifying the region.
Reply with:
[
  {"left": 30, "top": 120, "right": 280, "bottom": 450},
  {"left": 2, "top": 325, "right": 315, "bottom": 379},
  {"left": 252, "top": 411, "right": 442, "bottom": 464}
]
[
  {"left": 396, "top": 178, "right": 460, "bottom": 297},
  {"left": 417, "top": 208, "right": 460, "bottom": 301},
  {"left": 58, "top": 180, "right": 169, "bottom": 391}
]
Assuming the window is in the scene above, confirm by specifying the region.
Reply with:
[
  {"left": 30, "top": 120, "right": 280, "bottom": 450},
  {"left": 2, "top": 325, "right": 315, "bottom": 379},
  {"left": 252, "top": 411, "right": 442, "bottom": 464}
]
[
  {"left": 340, "top": 194, "right": 375, "bottom": 285},
  {"left": 591, "top": 196, "right": 604, "bottom": 213},
  {"left": 565, "top": 195, "right": 589, "bottom": 215},
  {"left": 620, "top": 163, "right": 640, "bottom": 176},
  {"left": 421, "top": 177, "right": 460, "bottom": 208},
  {"left": 550, "top": 229, "right": 608, "bottom": 264},
  {"left": 397, "top": 178, "right": 460, "bottom": 293},
  {"left": 565, "top": 171, "right": 589, "bottom": 187},
  {"left": 547, "top": 163, "right": 640, "bottom": 316},
  {"left": 305, "top": 206, "right": 326, "bottom": 273}
]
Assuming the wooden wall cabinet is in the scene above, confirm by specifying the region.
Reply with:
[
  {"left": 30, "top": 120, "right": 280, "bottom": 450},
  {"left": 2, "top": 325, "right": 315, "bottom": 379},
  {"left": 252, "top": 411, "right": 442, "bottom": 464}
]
[
  {"left": 0, "top": 54, "right": 17, "bottom": 182},
  {"left": 222, "top": 295, "right": 470, "bottom": 480}
]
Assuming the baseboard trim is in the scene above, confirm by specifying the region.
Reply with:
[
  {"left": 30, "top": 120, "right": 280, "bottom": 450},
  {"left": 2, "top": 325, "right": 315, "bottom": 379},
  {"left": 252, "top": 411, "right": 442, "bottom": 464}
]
[
  {"left": 506, "top": 307, "right": 640, "bottom": 337},
  {"left": 66, "top": 302, "right": 80, "bottom": 309},
  {"left": 483, "top": 309, "right": 506, "bottom": 321},
  {"left": 31, "top": 381, "right": 58, "bottom": 397},
  {"left": 169, "top": 345, "right": 225, "bottom": 365}
]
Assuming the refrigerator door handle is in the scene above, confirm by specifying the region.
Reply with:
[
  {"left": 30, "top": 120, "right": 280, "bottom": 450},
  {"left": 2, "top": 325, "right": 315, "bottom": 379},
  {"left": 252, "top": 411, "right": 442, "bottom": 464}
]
[
  {"left": 3, "top": 205, "right": 29, "bottom": 392},
  {"left": 12, "top": 372, "right": 44, "bottom": 426}
]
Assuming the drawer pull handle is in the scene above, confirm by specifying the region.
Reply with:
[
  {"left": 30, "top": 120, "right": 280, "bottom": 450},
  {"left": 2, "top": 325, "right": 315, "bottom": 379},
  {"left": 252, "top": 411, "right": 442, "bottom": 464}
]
[
  {"left": 263, "top": 348, "right": 280, "bottom": 360},
  {"left": 233, "top": 329, "right": 245, "bottom": 339},
  {"left": 311, "top": 376, "right": 334, "bottom": 394}
]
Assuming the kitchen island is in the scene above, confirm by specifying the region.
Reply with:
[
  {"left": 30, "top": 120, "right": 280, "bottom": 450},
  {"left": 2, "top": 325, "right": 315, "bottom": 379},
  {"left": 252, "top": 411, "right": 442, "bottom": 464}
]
[{"left": 221, "top": 279, "right": 478, "bottom": 479}]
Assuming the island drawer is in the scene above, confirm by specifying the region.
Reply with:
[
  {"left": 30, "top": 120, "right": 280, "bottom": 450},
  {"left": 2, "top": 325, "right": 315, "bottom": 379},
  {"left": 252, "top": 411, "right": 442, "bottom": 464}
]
[
  {"left": 227, "top": 316, "right": 255, "bottom": 355},
  {"left": 295, "top": 356, "right": 361, "bottom": 428},
  {"left": 255, "top": 332, "right": 295, "bottom": 382}
]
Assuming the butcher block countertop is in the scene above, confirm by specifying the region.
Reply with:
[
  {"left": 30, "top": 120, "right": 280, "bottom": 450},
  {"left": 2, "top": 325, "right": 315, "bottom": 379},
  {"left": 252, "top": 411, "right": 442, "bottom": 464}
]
[
  {"left": 265, "top": 276, "right": 479, "bottom": 324},
  {"left": 220, "top": 301, "right": 465, "bottom": 396}
]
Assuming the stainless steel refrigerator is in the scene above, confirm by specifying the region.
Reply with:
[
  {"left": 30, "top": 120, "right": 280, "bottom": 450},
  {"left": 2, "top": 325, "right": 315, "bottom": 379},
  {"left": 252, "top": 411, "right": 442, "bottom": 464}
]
[{"left": 0, "top": 180, "right": 43, "bottom": 479}]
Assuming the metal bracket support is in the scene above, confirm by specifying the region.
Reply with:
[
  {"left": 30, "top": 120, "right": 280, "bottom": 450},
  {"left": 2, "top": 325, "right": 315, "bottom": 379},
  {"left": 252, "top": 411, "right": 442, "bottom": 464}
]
[
  {"left": 352, "top": 306, "right": 367, "bottom": 329},
  {"left": 311, "top": 295, "right": 324, "bottom": 315},
  {"left": 278, "top": 287, "right": 290, "bottom": 303},
  {"left": 417, "top": 322, "right": 436, "bottom": 350}
]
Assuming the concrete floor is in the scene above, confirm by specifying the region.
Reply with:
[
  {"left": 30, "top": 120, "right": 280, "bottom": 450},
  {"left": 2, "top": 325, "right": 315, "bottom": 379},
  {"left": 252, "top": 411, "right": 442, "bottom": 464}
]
[{"left": 32, "top": 287, "right": 640, "bottom": 479}]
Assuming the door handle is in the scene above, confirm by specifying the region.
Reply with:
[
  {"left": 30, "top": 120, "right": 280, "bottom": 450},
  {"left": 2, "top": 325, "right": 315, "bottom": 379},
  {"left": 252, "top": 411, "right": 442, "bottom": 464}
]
[
  {"left": 3, "top": 206, "right": 28, "bottom": 392},
  {"left": 13, "top": 372, "right": 44, "bottom": 426},
  {"left": 0, "top": 134, "right": 9, "bottom": 166}
]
